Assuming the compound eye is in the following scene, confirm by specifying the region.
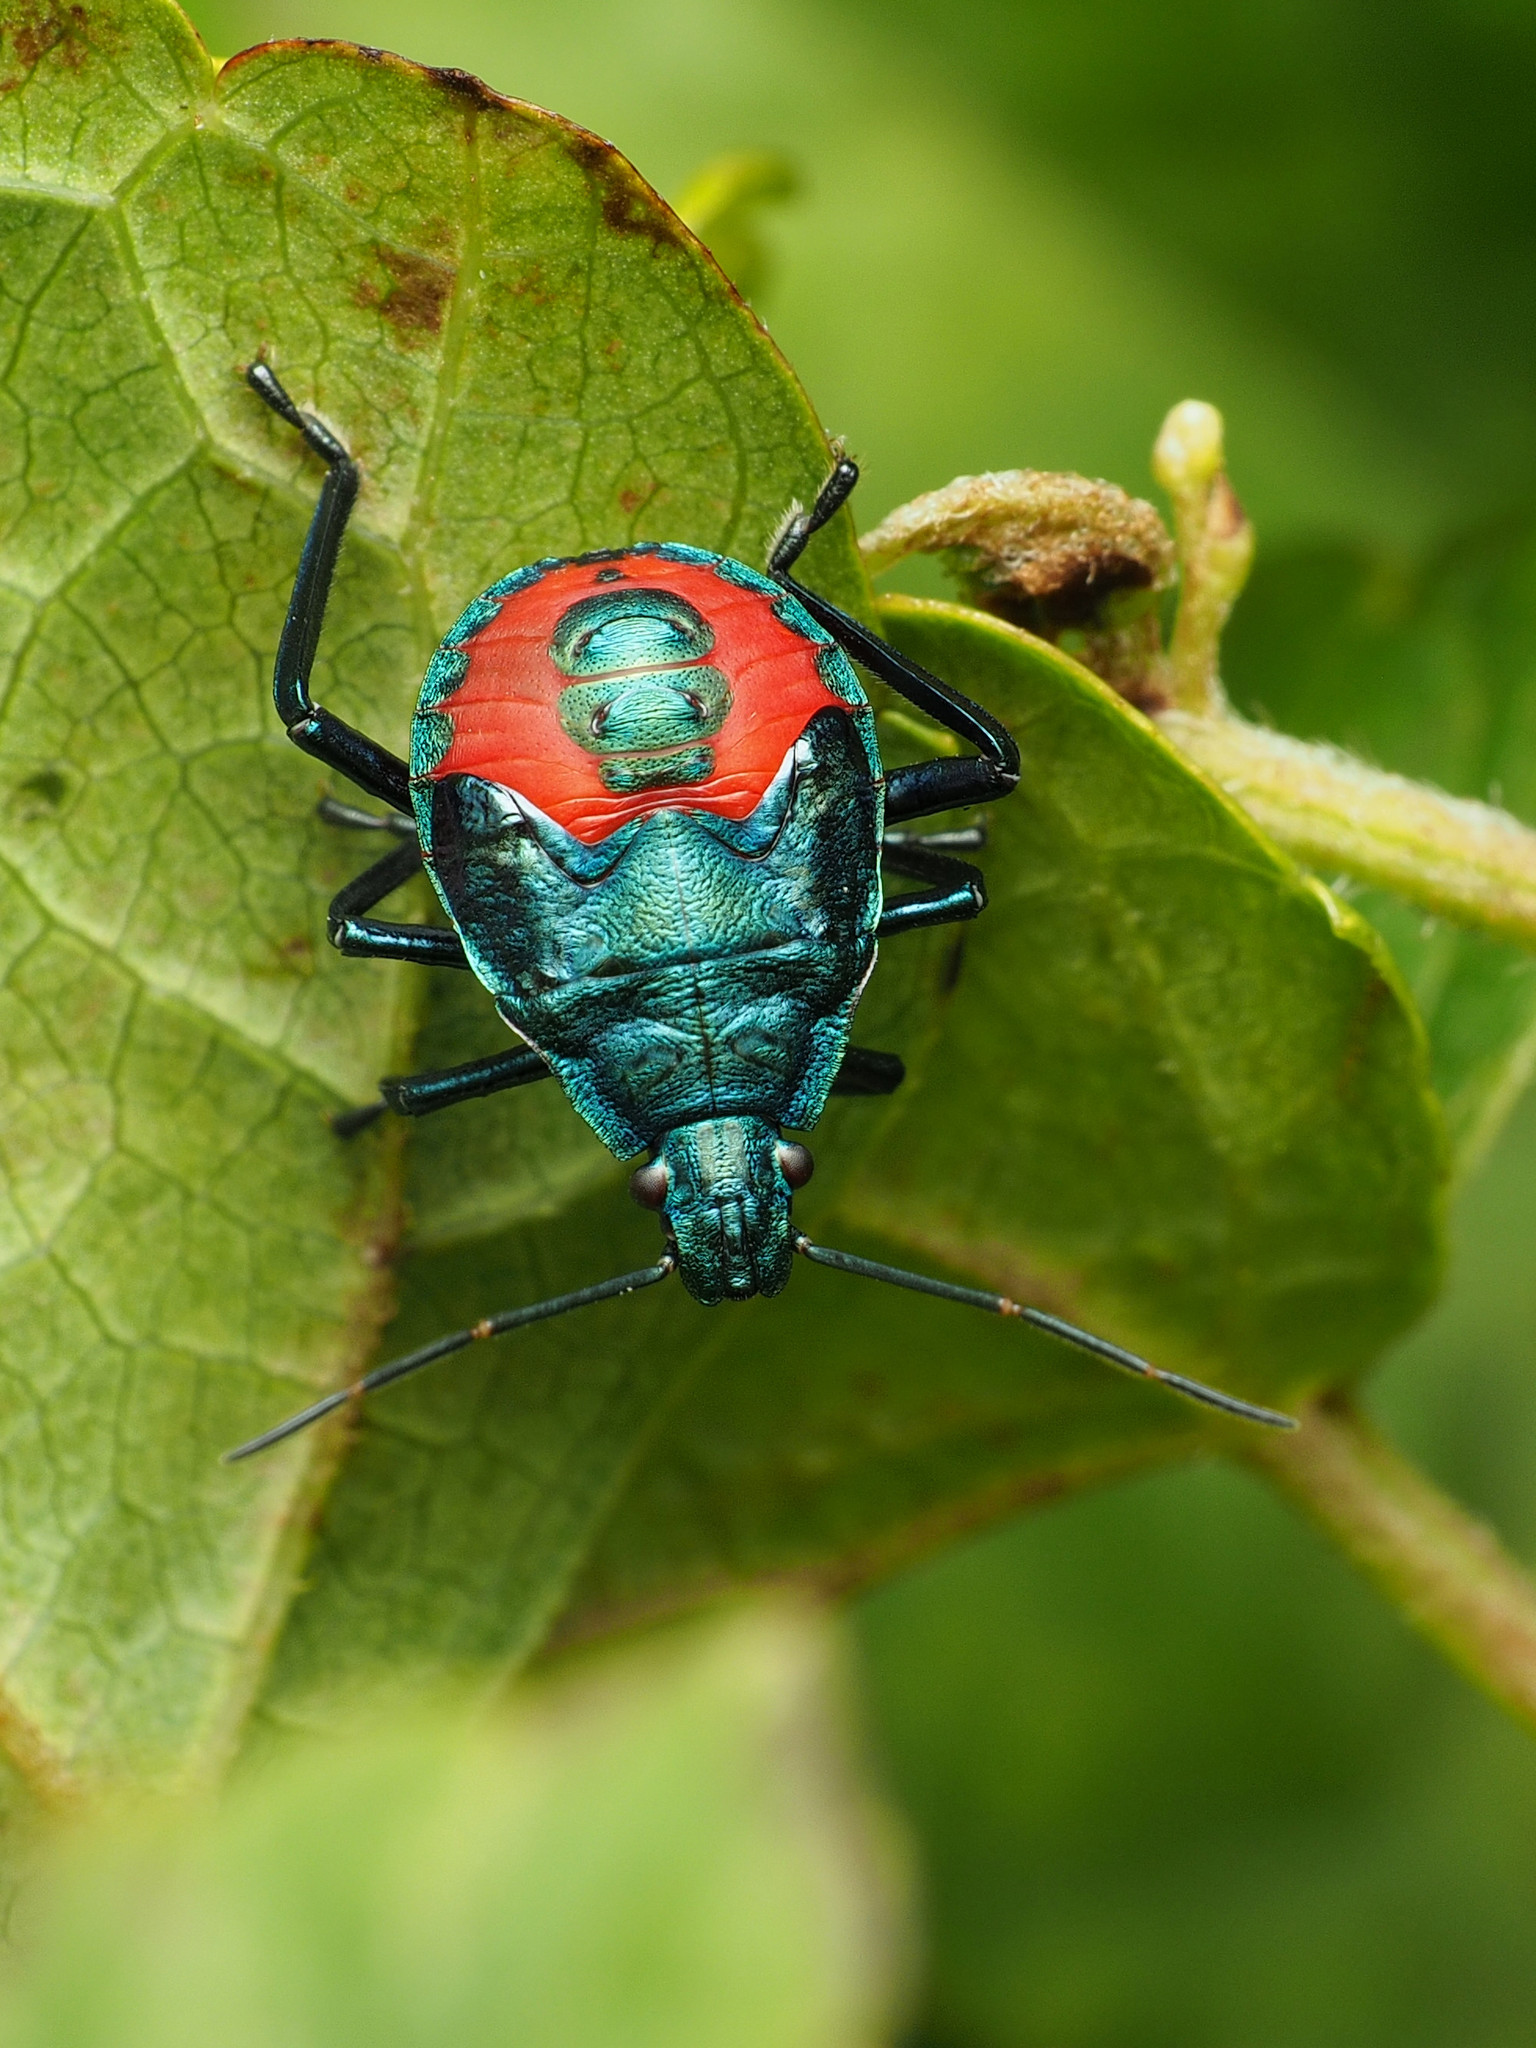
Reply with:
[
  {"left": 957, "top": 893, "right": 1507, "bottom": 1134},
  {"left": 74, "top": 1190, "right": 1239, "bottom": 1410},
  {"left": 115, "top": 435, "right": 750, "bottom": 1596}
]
[
  {"left": 775, "top": 1141, "right": 815, "bottom": 1190},
  {"left": 629, "top": 1159, "right": 671, "bottom": 1211}
]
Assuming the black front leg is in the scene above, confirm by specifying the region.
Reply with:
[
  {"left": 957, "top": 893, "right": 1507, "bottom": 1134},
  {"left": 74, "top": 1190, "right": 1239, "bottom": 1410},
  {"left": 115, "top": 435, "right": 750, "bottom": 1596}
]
[
  {"left": 246, "top": 363, "right": 412, "bottom": 815},
  {"left": 878, "top": 839, "right": 986, "bottom": 938},
  {"left": 767, "top": 455, "right": 1020, "bottom": 828},
  {"left": 333, "top": 1044, "right": 552, "bottom": 1137},
  {"left": 327, "top": 840, "right": 469, "bottom": 970},
  {"left": 883, "top": 757, "right": 1013, "bottom": 825}
]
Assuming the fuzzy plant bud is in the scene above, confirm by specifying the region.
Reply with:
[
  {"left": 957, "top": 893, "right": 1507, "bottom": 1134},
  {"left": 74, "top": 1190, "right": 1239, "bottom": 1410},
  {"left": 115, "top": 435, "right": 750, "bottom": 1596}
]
[{"left": 858, "top": 469, "right": 1174, "bottom": 700}]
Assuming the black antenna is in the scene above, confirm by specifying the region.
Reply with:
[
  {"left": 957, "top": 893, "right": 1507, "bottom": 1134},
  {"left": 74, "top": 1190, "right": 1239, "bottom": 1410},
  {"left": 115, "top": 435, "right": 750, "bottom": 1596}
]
[
  {"left": 795, "top": 1237, "right": 1295, "bottom": 1430},
  {"left": 225, "top": 1256, "right": 675, "bottom": 1463}
]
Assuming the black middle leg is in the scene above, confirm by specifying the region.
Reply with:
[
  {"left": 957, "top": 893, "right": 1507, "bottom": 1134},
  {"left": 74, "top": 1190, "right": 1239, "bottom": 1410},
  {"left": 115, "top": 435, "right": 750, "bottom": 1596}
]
[
  {"left": 333, "top": 1045, "right": 552, "bottom": 1137},
  {"left": 878, "top": 839, "right": 986, "bottom": 938},
  {"left": 327, "top": 840, "right": 469, "bottom": 970},
  {"left": 830, "top": 1046, "right": 906, "bottom": 1096}
]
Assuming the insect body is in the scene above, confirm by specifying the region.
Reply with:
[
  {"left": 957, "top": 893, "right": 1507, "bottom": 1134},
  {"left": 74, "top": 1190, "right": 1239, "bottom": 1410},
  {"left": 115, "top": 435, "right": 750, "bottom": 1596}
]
[
  {"left": 227, "top": 364, "right": 1293, "bottom": 1461},
  {"left": 413, "top": 546, "right": 886, "bottom": 1305}
]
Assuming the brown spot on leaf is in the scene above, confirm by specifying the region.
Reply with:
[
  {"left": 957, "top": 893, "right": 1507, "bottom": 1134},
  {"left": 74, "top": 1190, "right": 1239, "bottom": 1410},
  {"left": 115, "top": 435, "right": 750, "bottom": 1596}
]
[
  {"left": 508, "top": 260, "right": 553, "bottom": 305},
  {"left": 1337, "top": 969, "right": 1392, "bottom": 1099},
  {"left": 355, "top": 243, "right": 455, "bottom": 339},
  {"left": 221, "top": 41, "right": 520, "bottom": 121},
  {"left": 2, "top": 3, "right": 93, "bottom": 83}
]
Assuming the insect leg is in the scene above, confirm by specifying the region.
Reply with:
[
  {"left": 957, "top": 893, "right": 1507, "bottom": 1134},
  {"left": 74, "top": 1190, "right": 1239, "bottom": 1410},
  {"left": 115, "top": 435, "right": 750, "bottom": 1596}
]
[
  {"left": 317, "top": 794, "right": 417, "bottom": 838},
  {"left": 767, "top": 451, "right": 860, "bottom": 576},
  {"left": 787, "top": 580, "right": 1017, "bottom": 819},
  {"left": 246, "top": 362, "right": 411, "bottom": 814},
  {"left": 766, "top": 456, "right": 1019, "bottom": 824},
  {"left": 332, "top": 1046, "right": 552, "bottom": 1137},
  {"left": 327, "top": 839, "right": 469, "bottom": 970},
  {"left": 883, "top": 824, "right": 987, "bottom": 854},
  {"left": 829, "top": 1047, "right": 905, "bottom": 1096},
  {"left": 881, "top": 756, "right": 1017, "bottom": 827},
  {"left": 786, "top": 571, "right": 1018, "bottom": 798},
  {"left": 877, "top": 840, "right": 986, "bottom": 938}
]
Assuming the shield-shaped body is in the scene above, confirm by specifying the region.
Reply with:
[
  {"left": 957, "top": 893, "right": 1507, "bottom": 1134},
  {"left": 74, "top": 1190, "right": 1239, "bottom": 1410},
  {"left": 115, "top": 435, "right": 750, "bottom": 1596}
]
[{"left": 409, "top": 543, "right": 885, "bottom": 1165}]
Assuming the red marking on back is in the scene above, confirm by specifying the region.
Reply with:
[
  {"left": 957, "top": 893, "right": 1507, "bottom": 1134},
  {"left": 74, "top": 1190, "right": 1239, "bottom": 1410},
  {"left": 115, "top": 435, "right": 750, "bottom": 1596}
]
[{"left": 424, "top": 555, "right": 849, "bottom": 842}]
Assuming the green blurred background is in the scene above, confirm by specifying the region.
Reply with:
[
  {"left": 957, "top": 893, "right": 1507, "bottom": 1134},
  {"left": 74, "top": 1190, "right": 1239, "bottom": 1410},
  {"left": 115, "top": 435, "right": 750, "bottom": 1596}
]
[{"left": 181, "top": 0, "right": 1536, "bottom": 2039}]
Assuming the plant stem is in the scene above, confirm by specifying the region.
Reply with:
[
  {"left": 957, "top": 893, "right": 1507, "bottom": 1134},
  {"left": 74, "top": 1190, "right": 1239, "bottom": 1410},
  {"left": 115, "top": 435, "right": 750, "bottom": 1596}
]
[
  {"left": 859, "top": 403, "right": 1536, "bottom": 950},
  {"left": 1159, "top": 708, "right": 1536, "bottom": 948},
  {"left": 1242, "top": 1393, "right": 1536, "bottom": 1735}
]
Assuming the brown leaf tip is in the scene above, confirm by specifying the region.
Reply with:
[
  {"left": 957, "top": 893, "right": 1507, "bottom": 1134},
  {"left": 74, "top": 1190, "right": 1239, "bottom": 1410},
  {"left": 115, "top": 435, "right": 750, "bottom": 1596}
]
[{"left": 564, "top": 131, "right": 688, "bottom": 251}]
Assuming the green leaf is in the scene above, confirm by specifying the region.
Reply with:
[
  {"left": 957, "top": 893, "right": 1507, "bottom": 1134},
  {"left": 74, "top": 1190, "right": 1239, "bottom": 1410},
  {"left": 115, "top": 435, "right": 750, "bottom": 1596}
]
[
  {"left": 0, "top": 0, "right": 1447, "bottom": 1805},
  {"left": 0, "top": 1603, "right": 913, "bottom": 2048},
  {"left": 554, "top": 598, "right": 1446, "bottom": 1640},
  {"left": 1225, "top": 527, "right": 1536, "bottom": 1169},
  {"left": 252, "top": 879, "right": 953, "bottom": 1729},
  {"left": 0, "top": 2, "right": 862, "bottom": 1792}
]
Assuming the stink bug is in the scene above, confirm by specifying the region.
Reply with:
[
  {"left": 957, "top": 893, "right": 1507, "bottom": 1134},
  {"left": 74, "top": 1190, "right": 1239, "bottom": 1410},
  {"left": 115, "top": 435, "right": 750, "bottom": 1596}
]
[{"left": 226, "top": 364, "right": 1293, "bottom": 1461}]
